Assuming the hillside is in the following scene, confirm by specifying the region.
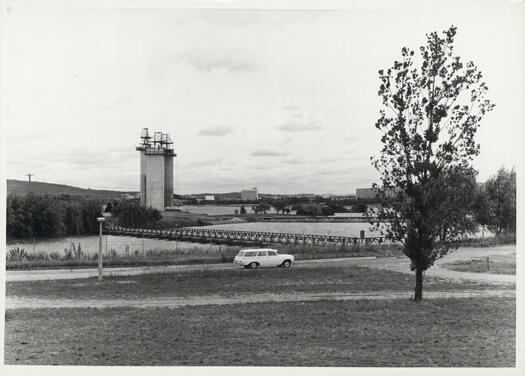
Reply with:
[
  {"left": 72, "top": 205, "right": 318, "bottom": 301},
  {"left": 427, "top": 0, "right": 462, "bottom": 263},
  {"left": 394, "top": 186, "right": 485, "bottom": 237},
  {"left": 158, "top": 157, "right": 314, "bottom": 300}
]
[{"left": 7, "top": 179, "right": 131, "bottom": 199}]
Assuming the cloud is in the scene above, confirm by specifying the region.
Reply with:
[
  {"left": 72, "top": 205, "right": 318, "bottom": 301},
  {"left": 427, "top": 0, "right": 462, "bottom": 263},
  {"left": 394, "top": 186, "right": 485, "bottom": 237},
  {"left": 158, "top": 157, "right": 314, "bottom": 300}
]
[
  {"left": 277, "top": 119, "right": 323, "bottom": 132},
  {"left": 250, "top": 148, "right": 287, "bottom": 157},
  {"left": 186, "top": 158, "right": 223, "bottom": 167},
  {"left": 280, "top": 158, "right": 303, "bottom": 165},
  {"left": 198, "top": 126, "right": 235, "bottom": 137},
  {"left": 176, "top": 49, "right": 258, "bottom": 73},
  {"left": 282, "top": 105, "right": 301, "bottom": 111}
]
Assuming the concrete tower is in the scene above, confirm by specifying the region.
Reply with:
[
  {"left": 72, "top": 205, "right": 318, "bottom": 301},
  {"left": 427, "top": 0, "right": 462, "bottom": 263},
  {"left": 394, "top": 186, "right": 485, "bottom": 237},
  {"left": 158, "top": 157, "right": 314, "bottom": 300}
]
[{"left": 136, "top": 128, "right": 176, "bottom": 211}]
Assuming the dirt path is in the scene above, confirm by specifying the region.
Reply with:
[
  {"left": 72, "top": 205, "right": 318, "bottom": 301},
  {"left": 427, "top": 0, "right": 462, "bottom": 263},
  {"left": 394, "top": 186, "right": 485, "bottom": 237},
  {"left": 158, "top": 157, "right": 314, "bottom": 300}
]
[
  {"left": 5, "top": 289, "right": 515, "bottom": 310},
  {"left": 6, "top": 245, "right": 515, "bottom": 284},
  {"left": 5, "top": 256, "right": 377, "bottom": 282},
  {"left": 359, "top": 245, "right": 516, "bottom": 284}
]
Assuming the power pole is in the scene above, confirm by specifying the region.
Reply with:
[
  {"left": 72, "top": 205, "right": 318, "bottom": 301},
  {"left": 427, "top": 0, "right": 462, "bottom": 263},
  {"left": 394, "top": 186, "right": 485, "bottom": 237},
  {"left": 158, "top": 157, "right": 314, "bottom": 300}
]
[{"left": 25, "top": 173, "right": 34, "bottom": 194}]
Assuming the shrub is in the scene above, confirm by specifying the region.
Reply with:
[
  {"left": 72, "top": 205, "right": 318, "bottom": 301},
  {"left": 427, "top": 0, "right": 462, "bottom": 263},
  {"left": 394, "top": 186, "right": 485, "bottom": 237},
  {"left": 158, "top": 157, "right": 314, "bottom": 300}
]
[
  {"left": 49, "top": 252, "right": 61, "bottom": 260},
  {"left": 7, "top": 247, "right": 28, "bottom": 261}
]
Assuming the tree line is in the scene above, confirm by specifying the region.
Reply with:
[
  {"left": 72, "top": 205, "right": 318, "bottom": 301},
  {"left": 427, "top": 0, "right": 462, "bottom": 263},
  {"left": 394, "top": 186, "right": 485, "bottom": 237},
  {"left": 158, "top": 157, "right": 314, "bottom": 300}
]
[{"left": 6, "top": 195, "right": 161, "bottom": 241}]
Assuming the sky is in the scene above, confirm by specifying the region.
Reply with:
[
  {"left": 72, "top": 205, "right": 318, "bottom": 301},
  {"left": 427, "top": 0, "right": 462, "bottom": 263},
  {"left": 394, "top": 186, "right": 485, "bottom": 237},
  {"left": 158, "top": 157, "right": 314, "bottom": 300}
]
[{"left": 2, "top": 1, "right": 525, "bottom": 194}]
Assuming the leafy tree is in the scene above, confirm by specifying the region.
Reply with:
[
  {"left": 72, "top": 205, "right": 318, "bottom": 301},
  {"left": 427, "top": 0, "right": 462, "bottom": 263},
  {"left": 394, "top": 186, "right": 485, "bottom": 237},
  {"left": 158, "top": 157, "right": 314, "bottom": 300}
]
[
  {"left": 271, "top": 200, "right": 288, "bottom": 214},
  {"left": 295, "top": 203, "right": 334, "bottom": 216},
  {"left": 112, "top": 201, "right": 162, "bottom": 228},
  {"left": 372, "top": 26, "right": 494, "bottom": 302},
  {"left": 6, "top": 194, "right": 124, "bottom": 241},
  {"left": 240, "top": 205, "right": 247, "bottom": 215},
  {"left": 257, "top": 201, "right": 271, "bottom": 214},
  {"left": 473, "top": 167, "right": 516, "bottom": 236}
]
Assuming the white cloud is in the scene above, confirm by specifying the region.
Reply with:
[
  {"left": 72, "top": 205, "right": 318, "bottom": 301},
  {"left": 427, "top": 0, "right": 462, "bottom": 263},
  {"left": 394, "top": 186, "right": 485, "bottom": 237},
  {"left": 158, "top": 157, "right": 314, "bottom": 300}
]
[
  {"left": 251, "top": 148, "right": 287, "bottom": 157},
  {"left": 176, "top": 49, "right": 258, "bottom": 73},
  {"left": 277, "top": 119, "right": 323, "bottom": 132},
  {"left": 185, "top": 158, "right": 223, "bottom": 167},
  {"left": 198, "top": 126, "right": 235, "bottom": 137}
]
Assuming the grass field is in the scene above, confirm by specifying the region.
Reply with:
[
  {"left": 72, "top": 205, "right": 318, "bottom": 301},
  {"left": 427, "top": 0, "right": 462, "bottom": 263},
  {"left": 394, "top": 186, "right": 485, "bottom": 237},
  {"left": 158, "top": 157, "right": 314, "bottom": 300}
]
[
  {"left": 5, "top": 261, "right": 516, "bottom": 366},
  {"left": 6, "top": 264, "right": 513, "bottom": 301},
  {"left": 442, "top": 255, "right": 516, "bottom": 275},
  {"left": 4, "top": 298, "right": 515, "bottom": 366}
]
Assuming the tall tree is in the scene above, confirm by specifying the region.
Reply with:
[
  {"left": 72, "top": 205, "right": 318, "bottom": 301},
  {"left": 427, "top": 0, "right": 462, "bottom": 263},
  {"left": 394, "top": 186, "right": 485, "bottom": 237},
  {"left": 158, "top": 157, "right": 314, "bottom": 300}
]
[{"left": 372, "top": 26, "right": 494, "bottom": 302}]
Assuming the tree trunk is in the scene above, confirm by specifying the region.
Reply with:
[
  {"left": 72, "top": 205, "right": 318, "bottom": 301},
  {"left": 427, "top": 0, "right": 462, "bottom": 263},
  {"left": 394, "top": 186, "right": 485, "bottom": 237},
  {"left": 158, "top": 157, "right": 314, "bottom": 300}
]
[{"left": 414, "top": 263, "right": 423, "bottom": 302}]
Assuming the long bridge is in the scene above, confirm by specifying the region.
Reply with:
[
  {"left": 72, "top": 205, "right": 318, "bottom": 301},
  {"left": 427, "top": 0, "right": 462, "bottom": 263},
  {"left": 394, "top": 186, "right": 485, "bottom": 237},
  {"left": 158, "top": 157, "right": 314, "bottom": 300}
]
[{"left": 105, "top": 225, "right": 386, "bottom": 247}]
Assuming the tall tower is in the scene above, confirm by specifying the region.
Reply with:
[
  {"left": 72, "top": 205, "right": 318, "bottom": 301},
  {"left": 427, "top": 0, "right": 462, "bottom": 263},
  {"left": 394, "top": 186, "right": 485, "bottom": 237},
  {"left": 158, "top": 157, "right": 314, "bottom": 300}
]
[{"left": 136, "top": 128, "right": 176, "bottom": 211}]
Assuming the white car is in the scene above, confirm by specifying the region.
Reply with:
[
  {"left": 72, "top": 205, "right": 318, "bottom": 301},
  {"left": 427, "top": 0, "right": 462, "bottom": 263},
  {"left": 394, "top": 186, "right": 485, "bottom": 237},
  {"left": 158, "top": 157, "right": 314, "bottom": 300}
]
[{"left": 234, "top": 248, "right": 294, "bottom": 269}]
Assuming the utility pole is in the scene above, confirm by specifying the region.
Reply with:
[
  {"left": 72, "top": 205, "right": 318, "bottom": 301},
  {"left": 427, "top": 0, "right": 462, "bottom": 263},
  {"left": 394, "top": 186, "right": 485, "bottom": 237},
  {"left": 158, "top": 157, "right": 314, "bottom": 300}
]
[
  {"left": 25, "top": 173, "right": 34, "bottom": 194},
  {"left": 97, "top": 217, "right": 106, "bottom": 281}
]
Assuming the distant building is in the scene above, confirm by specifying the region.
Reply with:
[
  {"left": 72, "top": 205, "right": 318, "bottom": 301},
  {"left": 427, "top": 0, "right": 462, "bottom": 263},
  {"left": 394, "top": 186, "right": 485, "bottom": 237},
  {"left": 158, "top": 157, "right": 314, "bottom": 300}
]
[
  {"left": 172, "top": 199, "right": 184, "bottom": 207},
  {"left": 122, "top": 193, "right": 140, "bottom": 200},
  {"left": 241, "top": 188, "right": 258, "bottom": 201},
  {"left": 356, "top": 187, "right": 397, "bottom": 200},
  {"left": 204, "top": 195, "right": 215, "bottom": 201},
  {"left": 356, "top": 188, "right": 380, "bottom": 200}
]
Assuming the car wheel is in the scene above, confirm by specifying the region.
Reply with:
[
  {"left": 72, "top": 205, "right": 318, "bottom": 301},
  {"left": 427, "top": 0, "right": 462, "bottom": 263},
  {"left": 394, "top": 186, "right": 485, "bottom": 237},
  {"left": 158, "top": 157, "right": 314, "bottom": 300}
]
[
  {"left": 249, "top": 262, "right": 259, "bottom": 269},
  {"left": 281, "top": 260, "right": 291, "bottom": 268}
]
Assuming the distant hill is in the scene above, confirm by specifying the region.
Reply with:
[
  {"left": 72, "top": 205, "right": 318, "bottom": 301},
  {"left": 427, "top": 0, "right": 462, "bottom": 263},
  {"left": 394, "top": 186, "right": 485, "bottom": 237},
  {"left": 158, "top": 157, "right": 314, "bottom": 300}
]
[{"left": 7, "top": 179, "right": 131, "bottom": 199}]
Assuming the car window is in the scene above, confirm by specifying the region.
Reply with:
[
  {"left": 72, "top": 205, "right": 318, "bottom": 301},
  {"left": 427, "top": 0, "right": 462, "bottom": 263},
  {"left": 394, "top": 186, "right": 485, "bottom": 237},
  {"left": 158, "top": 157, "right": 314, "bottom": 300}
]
[
  {"left": 236, "top": 250, "right": 245, "bottom": 257},
  {"left": 267, "top": 250, "right": 277, "bottom": 256},
  {"left": 244, "top": 251, "right": 257, "bottom": 257},
  {"left": 257, "top": 251, "right": 267, "bottom": 256}
]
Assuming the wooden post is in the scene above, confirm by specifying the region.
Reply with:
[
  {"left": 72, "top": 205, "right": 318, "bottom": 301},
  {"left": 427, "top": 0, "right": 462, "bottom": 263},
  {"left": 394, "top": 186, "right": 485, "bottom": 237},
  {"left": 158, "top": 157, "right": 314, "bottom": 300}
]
[{"left": 487, "top": 257, "right": 490, "bottom": 271}]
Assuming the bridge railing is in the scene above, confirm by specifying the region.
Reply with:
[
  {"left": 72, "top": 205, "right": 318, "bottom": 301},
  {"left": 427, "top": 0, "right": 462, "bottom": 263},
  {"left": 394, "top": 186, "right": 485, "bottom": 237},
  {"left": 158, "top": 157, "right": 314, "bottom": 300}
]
[{"left": 104, "top": 225, "right": 386, "bottom": 246}]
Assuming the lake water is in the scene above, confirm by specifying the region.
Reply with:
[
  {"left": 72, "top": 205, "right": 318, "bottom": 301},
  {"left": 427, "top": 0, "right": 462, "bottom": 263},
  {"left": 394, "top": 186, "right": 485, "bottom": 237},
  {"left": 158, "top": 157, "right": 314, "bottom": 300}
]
[{"left": 193, "top": 222, "right": 379, "bottom": 237}]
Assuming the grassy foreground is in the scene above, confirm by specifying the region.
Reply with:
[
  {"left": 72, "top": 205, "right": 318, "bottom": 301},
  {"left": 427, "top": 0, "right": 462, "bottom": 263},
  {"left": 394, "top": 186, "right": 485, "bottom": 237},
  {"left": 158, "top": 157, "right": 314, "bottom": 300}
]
[{"left": 4, "top": 298, "right": 515, "bottom": 366}]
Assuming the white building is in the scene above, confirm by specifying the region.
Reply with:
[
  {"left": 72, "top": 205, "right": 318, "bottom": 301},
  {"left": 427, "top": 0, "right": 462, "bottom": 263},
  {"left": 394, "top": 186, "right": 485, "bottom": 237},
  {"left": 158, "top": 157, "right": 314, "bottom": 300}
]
[
  {"left": 356, "top": 187, "right": 397, "bottom": 200},
  {"left": 241, "top": 188, "right": 258, "bottom": 201}
]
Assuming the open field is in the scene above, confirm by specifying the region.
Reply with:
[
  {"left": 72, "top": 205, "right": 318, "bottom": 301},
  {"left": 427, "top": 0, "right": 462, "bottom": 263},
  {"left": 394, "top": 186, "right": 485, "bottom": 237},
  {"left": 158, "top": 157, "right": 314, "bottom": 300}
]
[
  {"left": 5, "top": 257, "right": 516, "bottom": 366},
  {"left": 4, "top": 297, "right": 515, "bottom": 366}
]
